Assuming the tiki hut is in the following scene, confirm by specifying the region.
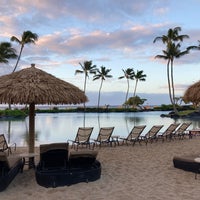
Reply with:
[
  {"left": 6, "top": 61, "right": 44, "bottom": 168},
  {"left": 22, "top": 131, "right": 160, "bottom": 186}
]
[
  {"left": 183, "top": 80, "right": 200, "bottom": 108},
  {"left": 0, "top": 64, "right": 88, "bottom": 153}
]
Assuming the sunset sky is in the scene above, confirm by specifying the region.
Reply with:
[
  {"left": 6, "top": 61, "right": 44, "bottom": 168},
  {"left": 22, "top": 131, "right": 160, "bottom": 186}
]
[{"left": 0, "top": 0, "right": 200, "bottom": 106}]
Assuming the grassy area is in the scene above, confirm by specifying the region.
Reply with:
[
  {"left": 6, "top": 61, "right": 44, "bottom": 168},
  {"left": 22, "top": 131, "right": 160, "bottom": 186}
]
[
  {"left": 178, "top": 110, "right": 196, "bottom": 116},
  {"left": 0, "top": 109, "right": 28, "bottom": 118}
]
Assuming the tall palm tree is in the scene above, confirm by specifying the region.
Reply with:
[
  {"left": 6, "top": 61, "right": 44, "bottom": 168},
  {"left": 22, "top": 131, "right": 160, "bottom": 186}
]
[
  {"left": 93, "top": 66, "right": 112, "bottom": 110},
  {"left": 118, "top": 68, "right": 134, "bottom": 105},
  {"left": 133, "top": 70, "right": 146, "bottom": 97},
  {"left": 155, "top": 42, "right": 189, "bottom": 112},
  {"left": 75, "top": 60, "right": 97, "bottom": 109},
  {"left": 0, "top": 42, "right": 17, "bottom": 64},
  {"left": 153, "top": 27, "right": 189, "bottom": 45},
  {"left": 153, "top": 27, "right": 189, "bottom": 114},
  {"left": 10, "top": 30, "right": 38, "bottom": 72}
]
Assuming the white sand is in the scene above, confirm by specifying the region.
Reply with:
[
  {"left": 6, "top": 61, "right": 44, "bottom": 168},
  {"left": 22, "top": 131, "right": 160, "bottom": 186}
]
[{"left": 1, "top": 136, "right": 200, "bottom": 200}]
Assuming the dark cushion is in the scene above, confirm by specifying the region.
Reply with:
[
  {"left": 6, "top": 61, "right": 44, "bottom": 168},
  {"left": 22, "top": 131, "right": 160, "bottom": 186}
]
[
  {"left": 39, "top": 143, "right": 69, "bottom": 170},
  {"left": 173, "top": 154, "right": 200, "bottom": 173},
  {"left": 0, "top": 152, "right": 22, "bottom": 172},
  {"left": 0, "top": 152, "right": 23, "bottom": 191},
  {"left": 69, "top": 150, "right": 98, "bottom": 168}
]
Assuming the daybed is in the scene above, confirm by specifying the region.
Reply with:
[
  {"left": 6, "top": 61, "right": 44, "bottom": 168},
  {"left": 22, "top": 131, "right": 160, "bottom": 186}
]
[
  {"left": 35, "top": 143, "right": 101, "bottom": 188},
  {"left": 173, "top": 154, "right": 200, "bottom": 173},
  {"left": 0, "top": 152, "right": 23, "bottom": 191}
]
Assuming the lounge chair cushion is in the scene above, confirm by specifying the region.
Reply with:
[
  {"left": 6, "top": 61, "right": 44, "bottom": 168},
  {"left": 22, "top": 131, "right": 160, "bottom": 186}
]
[
  {"left": 173, "top": 154, "right": 200, "bottom": 173},
  {"left": 69, "top": 150, "right": 98, "bottom": 168},
  {"left": 0, "top": 152, "right": 22, "bottom": 170},
  {"left": 39, "top": 143, "right": 69, "bottom": 170},
  {"left": 0, "top": 152, "right": 23, "bottom": 192}
]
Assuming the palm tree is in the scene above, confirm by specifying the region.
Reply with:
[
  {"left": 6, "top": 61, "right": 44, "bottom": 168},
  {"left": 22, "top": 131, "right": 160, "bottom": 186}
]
[
  {"left": 187, "top": 40, "right": 200, "bottom": 51},
  {"left": 10, "top": 30, "right": 38, "bottom": 72},
  {"left": 118, "top": 68, "right": 134, "bottom": 105},
  {"left": 153, "top": 27, "right": 189, "bottom": 45},
  {"left": 153, "top": 27, "right": 189, "bottom": 114},
  {"left": 133, "top": 70, "right": 146, "bottom": 97},
  {"left": 93, "top": 66, "right": 112, "bottom": 110},
  {"left": 155, "top": 42, "right": 189, "bottom": 112},
  {"left": 0, "top": 42, "right": 17, "bottom": 64},
  {"left": 75, "top": 60, "right": 97, "bottom": 109}
]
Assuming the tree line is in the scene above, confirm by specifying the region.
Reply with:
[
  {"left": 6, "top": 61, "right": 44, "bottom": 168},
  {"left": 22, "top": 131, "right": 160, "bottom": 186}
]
[
  {"left": 75, "top": 60, "right": 147, "bottom": 110},
  {"left": 0, "top": 28, "right": 200, "bottom": 113}
]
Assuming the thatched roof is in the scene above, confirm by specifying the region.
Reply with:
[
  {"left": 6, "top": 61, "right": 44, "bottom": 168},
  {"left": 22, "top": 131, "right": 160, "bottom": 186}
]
[
  {"left": 0, "top": 65, "right": 87, "bottom": 105},
  {"left": 0, "top": 64, "right": 88, "bottom": 153},
  {"left": 183, "top": 80, "right": 200, "bottom": 106}
]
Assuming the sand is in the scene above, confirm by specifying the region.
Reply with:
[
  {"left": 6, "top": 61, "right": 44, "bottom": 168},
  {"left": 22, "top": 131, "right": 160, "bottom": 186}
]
[{"left": 1, "top": 136, "right": 200, "bottom": 200}]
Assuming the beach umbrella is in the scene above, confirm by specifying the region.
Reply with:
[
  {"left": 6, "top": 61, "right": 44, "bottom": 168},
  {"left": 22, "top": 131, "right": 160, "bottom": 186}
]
[
  {"left": 0, "top": 64, "right": 88, "bottom": 153},
  {"left": 183, "top": 80, "right": 200, "bottom": 107}
]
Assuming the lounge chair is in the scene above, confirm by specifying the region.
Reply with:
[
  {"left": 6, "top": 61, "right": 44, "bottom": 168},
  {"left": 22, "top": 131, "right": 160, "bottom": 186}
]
[
  {"left": 92, "top": 127, "right": 115, "bottom": 148},
  {"left": 142, "top": 125, "right": 164, "bottom": 144},
  {"left": 0, "top": 134, "right": 16, "bottom": 155},
  {"left": 0, "top": 152, "right": 23, "bottom": 191},
  {"left": 172, "top": 122, "right": 192, "bottom": 139},
  {"left": 68, "top": 127, "right": 93, "bottom": 150},
  {"left": 119, "top": 125, "right": 146, "bottom": 146},
  {"left": 35, "top": 143, "right": 101, "bottom": 188},
  {"left": 156, "top": 123, "right": 180, "bottom": 142}
]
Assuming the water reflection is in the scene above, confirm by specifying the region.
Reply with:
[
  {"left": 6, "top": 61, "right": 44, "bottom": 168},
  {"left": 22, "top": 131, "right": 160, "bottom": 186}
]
[{"left": 0, "top": 111, "right": 198, "bottom": 147}]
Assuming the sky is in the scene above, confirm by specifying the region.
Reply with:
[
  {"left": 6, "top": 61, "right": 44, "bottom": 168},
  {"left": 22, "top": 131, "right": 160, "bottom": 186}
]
[{"left": 0, "top": 0, "right": 200, "bottom": 106}]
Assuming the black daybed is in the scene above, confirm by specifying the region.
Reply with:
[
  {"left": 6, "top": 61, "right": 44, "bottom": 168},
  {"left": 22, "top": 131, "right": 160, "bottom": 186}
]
[
  {"left": 35, "top": 143, "right": 101, "bottom": 188},
  {"left": 173, "top": 154, "right": 200, "bottom": 173},
  {"left": 0, "top": 152, "right": 23, "bottom": 192}
]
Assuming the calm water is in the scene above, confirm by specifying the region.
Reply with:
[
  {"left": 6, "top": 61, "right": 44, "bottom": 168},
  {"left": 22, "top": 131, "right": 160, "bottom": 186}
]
[{"left": 1, "top": 111, "right": 199, "bottom": 147}]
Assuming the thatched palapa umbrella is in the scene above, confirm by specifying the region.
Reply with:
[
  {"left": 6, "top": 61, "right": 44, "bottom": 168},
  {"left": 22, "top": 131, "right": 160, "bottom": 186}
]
[
  {"left": 0, "top": 64, "right": 88, "bottom": 153},
  {"left": 183, "top": 80, "right": 200, "bottom": 107}
]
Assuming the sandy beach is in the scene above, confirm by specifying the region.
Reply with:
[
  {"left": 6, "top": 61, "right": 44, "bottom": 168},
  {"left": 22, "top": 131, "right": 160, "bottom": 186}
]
[{"left": 1, "top": 136, "right": 200, "bottom": 200}]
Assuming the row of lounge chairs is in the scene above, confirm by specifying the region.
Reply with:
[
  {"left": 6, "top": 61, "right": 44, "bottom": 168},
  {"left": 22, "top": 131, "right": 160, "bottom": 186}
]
[
  {"left": 0, "top": 122, "right": 194, "bottom": 190},
  {"left": 68, "top": 122, "right": 192, "bottom": 149}
]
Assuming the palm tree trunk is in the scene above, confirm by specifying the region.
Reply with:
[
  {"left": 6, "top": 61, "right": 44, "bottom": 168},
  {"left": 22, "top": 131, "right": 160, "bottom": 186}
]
[
  {"left": 97, "top": 80, "right": 103, "bottom": 111},
  {"left": 13, "top": 45, "right": 23, "bottom": 73},
  {"left": 167, "top": 59, "right": 173, "bottom": 105},
  {"left": 170, "top": 59, "right": 178, "bottom": 114},
  {"left": 125, "top": 79, "right": 129, "bottom": 107},
  {"left": 83, "top": 74, "right": 87, "bottom": 111},
  {"left": 133, "top": 80, "right": 138, "bottom": 97}
]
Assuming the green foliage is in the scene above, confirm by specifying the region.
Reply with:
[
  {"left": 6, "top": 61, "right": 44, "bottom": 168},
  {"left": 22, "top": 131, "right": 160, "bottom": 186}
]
[
  {"left": 0, "top": 109, "right": 27, "bottom": 118},
  {"left": 124, "top": 96, "right": 147, "bottom": 107}
]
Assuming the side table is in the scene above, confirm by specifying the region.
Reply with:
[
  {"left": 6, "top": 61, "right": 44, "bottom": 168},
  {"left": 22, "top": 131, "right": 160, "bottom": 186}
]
[
  {"left": 19, "top": 153, "right": 39, "bottom": 172},
  {"left": 111, "top": 135, "right": 120, "bottom": 146}
]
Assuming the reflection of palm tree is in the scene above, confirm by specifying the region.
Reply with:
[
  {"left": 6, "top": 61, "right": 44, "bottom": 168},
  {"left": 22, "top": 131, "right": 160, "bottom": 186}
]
[
  {"left": 124, "top": 115, "right": 131, "bottom": 135},
  {"left": 7, "top": 120, "right": 11, "bottom": 144},
  {"left": 93, "top": 66, "right": 112, "bottom": 110},
  {"left": 153, "top": 27, "right": 189, "bottom": 114},
  {"left": 11, "top": 30, "right": 38, "bottom": 72},
  {"left": 97, "top": 114, "right": 100, "bottom": 129},
  {"left": 133, "top": 70, "right": 146, "bottom": 97},
  {"left": 118, "top": 68, "right": 134, "bottom": 105}
]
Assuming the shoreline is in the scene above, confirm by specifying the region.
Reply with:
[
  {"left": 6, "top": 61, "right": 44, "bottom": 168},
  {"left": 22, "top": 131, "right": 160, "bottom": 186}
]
[{"left": 2, "top": 136, "right": 200, "bottom": 200}]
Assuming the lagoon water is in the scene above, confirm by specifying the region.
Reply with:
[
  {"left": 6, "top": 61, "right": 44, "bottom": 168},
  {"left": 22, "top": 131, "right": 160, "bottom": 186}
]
[{"left": 1, "top": 111, "right": 199, "bottom": 147}]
